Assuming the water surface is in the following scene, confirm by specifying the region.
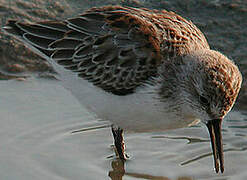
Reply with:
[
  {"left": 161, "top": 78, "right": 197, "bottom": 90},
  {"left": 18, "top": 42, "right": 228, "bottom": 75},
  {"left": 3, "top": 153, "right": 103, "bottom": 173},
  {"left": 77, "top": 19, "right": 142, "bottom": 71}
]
[{"left": 0, "top": 78, "right": 247, "bottom": 180}]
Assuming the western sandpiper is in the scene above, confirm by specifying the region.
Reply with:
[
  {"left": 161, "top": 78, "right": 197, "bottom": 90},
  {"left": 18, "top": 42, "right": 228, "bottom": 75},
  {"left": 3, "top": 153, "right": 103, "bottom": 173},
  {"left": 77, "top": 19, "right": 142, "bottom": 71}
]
[{"left": 3, "top": 5, "right": 242, "bottom": 173}]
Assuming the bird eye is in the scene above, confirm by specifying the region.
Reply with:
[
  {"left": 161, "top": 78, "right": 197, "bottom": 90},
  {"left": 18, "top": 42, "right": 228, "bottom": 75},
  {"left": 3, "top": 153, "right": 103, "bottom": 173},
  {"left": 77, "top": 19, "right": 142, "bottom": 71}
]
[{"left": 199, "top": 96, "right": 209, "bottom": 106}]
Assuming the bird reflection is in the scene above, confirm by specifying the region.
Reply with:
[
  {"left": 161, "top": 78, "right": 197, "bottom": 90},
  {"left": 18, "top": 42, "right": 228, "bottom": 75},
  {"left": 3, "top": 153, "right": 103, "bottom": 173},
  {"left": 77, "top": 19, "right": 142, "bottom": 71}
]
[
  {"left": 108, "top": 159, "right": 193, "bottom": 180},
  {"left": 108, "top": 159, "right": 125, "bottom": 180}
]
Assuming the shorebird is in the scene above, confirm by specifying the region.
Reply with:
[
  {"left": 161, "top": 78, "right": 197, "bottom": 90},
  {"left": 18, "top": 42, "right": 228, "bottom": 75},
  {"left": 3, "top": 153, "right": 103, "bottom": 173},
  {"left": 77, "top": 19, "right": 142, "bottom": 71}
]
[{"left": 3, "top": 5, "right": 242, "bottom": 173}]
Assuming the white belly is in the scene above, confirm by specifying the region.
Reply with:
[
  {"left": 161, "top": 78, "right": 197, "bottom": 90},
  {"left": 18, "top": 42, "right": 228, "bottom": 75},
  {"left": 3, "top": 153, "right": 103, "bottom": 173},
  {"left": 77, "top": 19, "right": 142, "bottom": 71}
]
[
  {"left": 49, "top": 60, "right": 199, "bottom": 132},
  {"left": 19, "top": 36, "right": 199, "bottom": 132}
]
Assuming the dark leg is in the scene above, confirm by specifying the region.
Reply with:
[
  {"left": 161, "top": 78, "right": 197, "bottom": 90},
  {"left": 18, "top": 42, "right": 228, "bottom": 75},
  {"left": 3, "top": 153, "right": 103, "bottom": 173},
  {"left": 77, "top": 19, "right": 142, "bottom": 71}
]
[{"left": 111, "top": 125, "right": 127, "bottom": 160}]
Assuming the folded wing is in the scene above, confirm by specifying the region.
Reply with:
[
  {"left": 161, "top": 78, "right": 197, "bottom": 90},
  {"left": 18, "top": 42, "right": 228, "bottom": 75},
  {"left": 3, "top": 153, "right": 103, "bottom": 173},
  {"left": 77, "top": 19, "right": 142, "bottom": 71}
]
[{"left": 3, "top": 6, "right": 161, "bottom": 95}]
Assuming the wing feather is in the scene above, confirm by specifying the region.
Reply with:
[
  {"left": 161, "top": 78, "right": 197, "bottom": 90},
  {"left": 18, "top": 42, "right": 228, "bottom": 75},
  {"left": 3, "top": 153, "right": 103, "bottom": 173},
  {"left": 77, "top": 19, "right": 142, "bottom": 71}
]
[
  {"left": 16, "top": 22, "right": 65, "bottom": 40},
  {"left": 23, "top": 33, "right": 54, "bottom": 49},
  {"left": 3, "top": 6, "right": 166, "bottom": 95},
  {"left": 49, "top": 38, "right": 83, "bottom": 49}
]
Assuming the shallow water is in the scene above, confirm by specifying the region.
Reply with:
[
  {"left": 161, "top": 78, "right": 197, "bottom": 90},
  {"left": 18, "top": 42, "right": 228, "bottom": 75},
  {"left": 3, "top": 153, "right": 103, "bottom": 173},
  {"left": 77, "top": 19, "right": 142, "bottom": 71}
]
[{"left": 0, "top": 78, "right": 247, "bottom": 180}]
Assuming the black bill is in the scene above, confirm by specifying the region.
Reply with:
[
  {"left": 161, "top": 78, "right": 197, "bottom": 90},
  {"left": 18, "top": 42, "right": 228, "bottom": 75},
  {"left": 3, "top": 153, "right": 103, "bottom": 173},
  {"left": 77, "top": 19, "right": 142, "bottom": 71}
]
[{"left": 206, "top": 119, "right": 224, "bottom": 173}]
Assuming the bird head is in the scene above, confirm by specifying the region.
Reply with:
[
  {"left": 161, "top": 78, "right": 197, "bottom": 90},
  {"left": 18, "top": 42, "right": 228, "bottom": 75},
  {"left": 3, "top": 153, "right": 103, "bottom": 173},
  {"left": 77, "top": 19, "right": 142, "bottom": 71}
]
[{"left": 158, "top": 49, "right": 242, "bottom": 172}]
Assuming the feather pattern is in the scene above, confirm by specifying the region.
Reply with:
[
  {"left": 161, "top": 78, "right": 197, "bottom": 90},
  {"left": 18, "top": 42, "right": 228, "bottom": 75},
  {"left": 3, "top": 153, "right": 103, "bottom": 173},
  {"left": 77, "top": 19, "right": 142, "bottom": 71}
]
[{"left": 3, "top": 6, "right": 209, "bottom": 95}]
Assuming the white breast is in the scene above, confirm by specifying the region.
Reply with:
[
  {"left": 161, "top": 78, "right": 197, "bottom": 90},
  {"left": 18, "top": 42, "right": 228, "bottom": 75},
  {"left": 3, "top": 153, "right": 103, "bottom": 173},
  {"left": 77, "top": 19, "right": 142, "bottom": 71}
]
[{"left": 48, "top": 59, "right": 199, "bottom": 132}]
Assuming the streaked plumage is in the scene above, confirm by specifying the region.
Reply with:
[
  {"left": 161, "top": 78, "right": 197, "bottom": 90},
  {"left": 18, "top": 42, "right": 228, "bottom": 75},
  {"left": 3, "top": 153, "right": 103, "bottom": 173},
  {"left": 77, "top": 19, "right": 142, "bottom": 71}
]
[
  {"left": 4, "top": 6, "right": 209, "bottom": 94},
  {"left": 3, "top": 5, "right": 242, "bottom": 173}
]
